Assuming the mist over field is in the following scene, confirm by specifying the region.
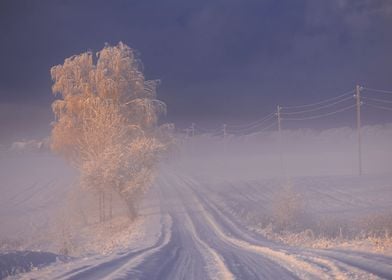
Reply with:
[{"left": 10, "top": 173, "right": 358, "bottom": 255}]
[{"left": 180, "top": 124, "right": 392, "bottom": 177}]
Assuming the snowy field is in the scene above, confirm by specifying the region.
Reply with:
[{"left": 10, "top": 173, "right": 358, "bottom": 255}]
[
  {"left": 1, "top": 124, "right": 392, "bottom": 279},
  {"left": 0, "top": 153, "right": 76, "bottom": 250}
]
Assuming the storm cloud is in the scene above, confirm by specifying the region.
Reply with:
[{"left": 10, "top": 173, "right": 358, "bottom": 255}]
[{"left": 0, "top": 0, "right": 391, "bottom": 142}]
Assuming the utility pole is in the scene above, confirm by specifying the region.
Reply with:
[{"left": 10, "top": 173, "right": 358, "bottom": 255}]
[
  {"left": 356, "top": 85, "right": 362, "bottom": 176},
  {"left": 191, "top": 123, "right": 195, "bottom": 137},
  {"left": 223, "top": 124, "right": 227, "bottom": 153},
  {"left": 277, "top": 105, "right": 284, "bottom": 177},
  {"left": 277, "top": 105, "right": 282, "bottom": 139}
]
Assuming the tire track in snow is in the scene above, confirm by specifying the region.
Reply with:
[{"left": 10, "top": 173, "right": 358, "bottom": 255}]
[
  {"left": 158, "top": 171, "right": 234, "bottom": 280},
  {"left": 98, "top": 214, "right": 173, "bottom": 280},
  {"left": 164, "top": 170, "right": 300, "bottom": 279},
  {"left": 200, "top": 189, "right": 386, "bottom": 279},
  {"left": 24, "top": 214, "right": 172, "bottom": 280},
  {"left": 112, "top": 174, "right": 212, "bottom": 280},
  {"left": 183, "top": 174, "right": 391, "bottom": 280},
  {"left": 178, "top": 174, "right": 351, "bottom": 280},
  {"left": 314, "top": 250, "right": 392, "bottom": 279},
  {"left": 16, "top": 169, "right": 392, "bottom": 280},
  {"left": 183, "top": 211, "right": 235, "bottom": 280},
  {"left": 202, "top": 179, "right": 392, "bottom": 279},
  {"left": 169, "top": 177, "right": 235, "bottom": 280},
  {"left": 117, "top": 215, "right": 208, "bottom": 280},
  {"left": 70, "top": 215, "right": 171, "bottom": 280}
]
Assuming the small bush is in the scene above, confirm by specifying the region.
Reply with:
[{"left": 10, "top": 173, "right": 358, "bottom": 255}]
[{"left": 272, "top": 183, "right": 304, "bottom": 231}]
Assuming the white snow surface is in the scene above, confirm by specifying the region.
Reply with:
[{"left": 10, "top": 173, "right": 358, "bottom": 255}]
[
  {"left": 0, "top": 153, "right": 76, "bottom": 250},
  {"left": 1, "top": 124, "right": 392, "bottom": 279}
]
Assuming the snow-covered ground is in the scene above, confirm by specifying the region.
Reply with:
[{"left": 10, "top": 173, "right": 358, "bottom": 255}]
[
  {"left": 193, "top": 174, "right": 392, "bottom": 254},
  {"left": 1, "top": 124, "right": 392, "bottom": 279},
  {"left": 0, "top": 153, "right": 76, "bottom": 251},
  {"left": 0, "top": 150, "right": 165, "bottom": 278}
]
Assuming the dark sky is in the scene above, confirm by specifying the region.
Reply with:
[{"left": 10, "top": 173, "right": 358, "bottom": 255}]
[{"left": 1, "top": 0, "right": 392, "bottom": 142}]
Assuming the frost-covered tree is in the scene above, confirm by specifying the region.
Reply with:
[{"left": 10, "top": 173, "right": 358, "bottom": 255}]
[{"left": 50, "top": 42, "right": 169, "bottom": 220}]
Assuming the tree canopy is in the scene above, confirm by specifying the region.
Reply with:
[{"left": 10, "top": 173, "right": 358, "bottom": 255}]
[{"left": 50, "top": 42, "right": 170, "bottom": 219}]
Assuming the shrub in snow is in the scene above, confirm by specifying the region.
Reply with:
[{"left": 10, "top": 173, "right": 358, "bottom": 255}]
[
  {"left": 271, "top": 183, "right": 305, "bottom": 231},
  {"left": 358, "top": 212, "right": 392, "bottom": 238}
]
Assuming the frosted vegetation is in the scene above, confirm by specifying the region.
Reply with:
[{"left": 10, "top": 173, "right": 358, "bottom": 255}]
[
  {"left": 0, "top": 43, "right": 174, "bottom": 260},
  {"left": 50, "top": 42, "right": 172, "bottom": 224},
  {"left": 0, "top": 43, "right": 173, "bottom": 259}
]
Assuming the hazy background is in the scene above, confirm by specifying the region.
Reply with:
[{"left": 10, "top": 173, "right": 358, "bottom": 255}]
[{"left": 1, "top": 0, "right": 392, "bottom": 144}]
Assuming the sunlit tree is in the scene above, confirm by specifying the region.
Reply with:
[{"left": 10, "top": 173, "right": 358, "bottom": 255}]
[{"left": 50, "top": 42, "right": 169, "bottom": 221}]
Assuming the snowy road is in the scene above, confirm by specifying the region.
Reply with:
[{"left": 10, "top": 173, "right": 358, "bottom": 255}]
[{"left": 16, "top": 169, "right": 392, "bottom": 280}]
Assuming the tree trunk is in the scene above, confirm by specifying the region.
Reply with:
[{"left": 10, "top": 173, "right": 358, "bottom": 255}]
[
  {"left": 126, "top": 199, "right": 137, "bottom": 221},
  {"left": 102, "top": 191, "right": 106, "bottom": 222},
  {"left": 98, "top": 191, "right": 102, "bottom": 223},
  {"left": 99, "top": 191, "right": 105, "bottom": 223},
  {"left": 109, "top": 190, "right": 113, "bottom": 220}
]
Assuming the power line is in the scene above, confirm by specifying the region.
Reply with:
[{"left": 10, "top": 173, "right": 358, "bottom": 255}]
[
  {"left": 187, "top": 86, "right": 392, "bottom": 136},
  {"left": 281, "top": 90, "right": 354, "bottom": 109},
  {"left": 226, "top": 112, "right": 275, "bottom": 129},
  {"left": 362, "top": 96, "right": 392, "bottom": 104},
  {"left": 363, "top": 102, "right": 392, "bottom": 112},
  {"left": 281, "top": 95, "right": 353, "bottom": 115},
  {"left": 283, "top": 104, "right": 356, "bottom": 121},
  {"left": 234, "top": 121, "right": 277, "bottom": 136},
  {"left": 226, "top": 118, "right": 276, "bottom": 134},
  {"left": 362, "top": 87, "right": 392, "bottom": 95}
]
